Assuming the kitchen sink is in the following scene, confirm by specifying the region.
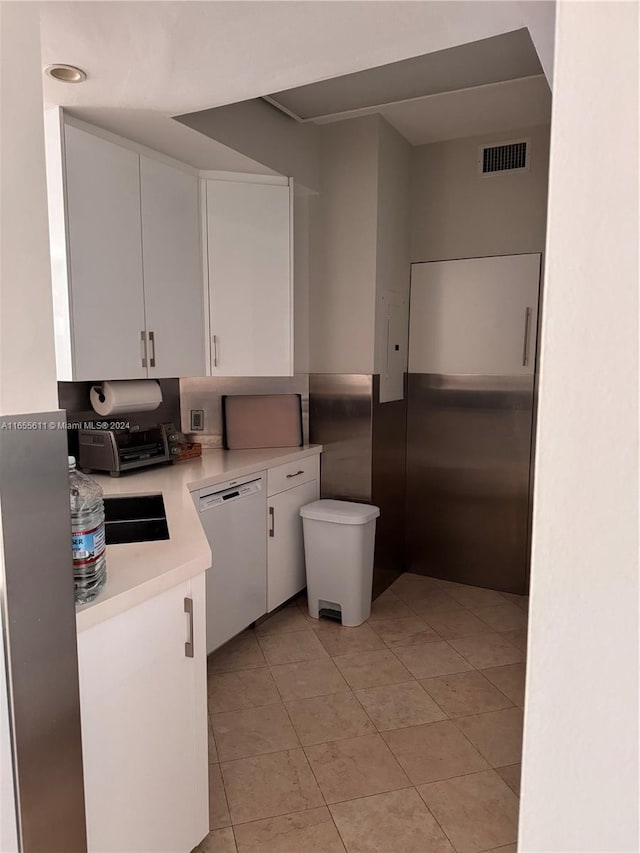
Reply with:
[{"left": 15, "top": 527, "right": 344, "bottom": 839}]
[{"left": 103, "top": 493, "right": 169, "bottom": 545}]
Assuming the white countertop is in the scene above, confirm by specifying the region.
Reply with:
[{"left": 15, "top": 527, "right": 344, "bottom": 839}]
[{"left": 76, "top": 444, "right": 322, "bottom": 632}]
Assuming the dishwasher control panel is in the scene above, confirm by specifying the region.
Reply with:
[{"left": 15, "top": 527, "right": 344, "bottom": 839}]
[{"left": 198, "top": 477, "right": 263, "bottom": 511}]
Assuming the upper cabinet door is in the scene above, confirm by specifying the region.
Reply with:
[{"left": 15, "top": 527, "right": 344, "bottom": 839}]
[
  {"left": 409, "top": 254, "right": 541, "bottom": 376},
  {"left": 206, "top": 179, "right": 293, "bottom": 377},
  {"left": 64, "top": 125, "right": 147, "bottom": 380},
  {"left": 140, "top": 157, "right": 205, "bottom": 378}
]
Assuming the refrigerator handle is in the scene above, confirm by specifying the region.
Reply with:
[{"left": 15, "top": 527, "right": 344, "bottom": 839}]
[{"left": 522, "top": 307, "right": 532, "bottom": 367}]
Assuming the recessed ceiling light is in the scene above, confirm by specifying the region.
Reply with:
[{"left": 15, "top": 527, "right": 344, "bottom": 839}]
[{"left": 44, "top": 64, "right": 87, "bottom": 83}]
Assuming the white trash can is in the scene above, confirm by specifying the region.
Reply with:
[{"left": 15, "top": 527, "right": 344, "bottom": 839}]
[{"left": 300, "top": 499, "right": 380, "bottom": 627}]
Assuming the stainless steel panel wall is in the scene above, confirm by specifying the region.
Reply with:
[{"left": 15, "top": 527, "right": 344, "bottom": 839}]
[
  {"left": 371, "top": 375, "right": 407, "bottom": 596},
  {"left": 180, "top": 375, "right": 309, "bottom": 446},
  {"left": 406, "top": 374, "right": 534, "bottom": 594},
  {"left": 0, "top": 414, "right": 87, "bottom": 852},
  {"left": 308, "top": 375, "right": 372, "bottom": 502}
]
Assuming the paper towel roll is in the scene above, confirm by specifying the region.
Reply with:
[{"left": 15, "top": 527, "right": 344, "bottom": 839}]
[{"left": 90, "top": 380, "right": 162, "bottom": 416}]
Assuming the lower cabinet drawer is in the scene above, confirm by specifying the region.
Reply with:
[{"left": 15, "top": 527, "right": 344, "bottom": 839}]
[{"left": 267, "top": 454, "right": 320, "bottom": 496}]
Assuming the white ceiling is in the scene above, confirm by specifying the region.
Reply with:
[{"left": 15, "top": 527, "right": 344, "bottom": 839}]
[
  {"left": 266, "top": 28, "right": 542, "bottom": 120},
  {"left": 40, "top": 1, "right": 554, "bottom": 166},
  {"left": 62, "top": 106, "right": 277, "bottom": 173},
  {"left": 315, "top": 75, "right": 552, "bottom": 145}
]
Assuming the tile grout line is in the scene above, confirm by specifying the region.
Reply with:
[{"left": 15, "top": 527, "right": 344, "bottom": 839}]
[
  {"left": 260, "top": 650, "right": 414, "bottom": 821},
  {"left": 268, "top": 637, "right": 431, "bottom": 805},
  {"left": 332, "top": 645, "right": 454, "bottom": 737},
  {"left": 391, "top": 577, "right": 526, "bottom": 618},
  {"left": 328, "top": 813, "right": 350, "bottom": 853},
  {"left": 207, "top": 578, "right": 526, "bottom": 845},
  {"left": 419, "top": 666, "right": 519, "bottom": 715},
  {"left": 413, "top": 780, "right": 470, "bottom": 853},
  {"left": 212, "top": 734, "right": 234, "bottom": 833},
  {"left": 470, "top": 667, "right": 524, "bottom": 709},
  {"left": 358, "top": 591, "right": 527, "bottom": 798},
  {"left": 271, "top": 671, "right": 331, "bottom": 812}
]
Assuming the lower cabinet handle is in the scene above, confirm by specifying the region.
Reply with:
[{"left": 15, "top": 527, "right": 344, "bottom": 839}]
[
  {"left": 269, "top": 506, "right": 275, "bottom": 538},
  {"left": 286, "top": 470, "right": 305, "bottom": 479},
  {"left": 140, "top": 331, "right": 148, "bottom": 368},
  {"left": 149, "top": 331, "right": 156, "bottom": 368},
  {"left": 522, "top": 307, "right": 532, "bottom": 367},
  {"left": 184, "top": 597, "right": 194, "bottom": 658}
]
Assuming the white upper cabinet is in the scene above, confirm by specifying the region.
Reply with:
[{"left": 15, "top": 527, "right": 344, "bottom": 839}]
[
  {"left": 205, "top": 177, "right": 293, "bottom": 377},
  {"left": 62, "top": 124, "right": 147, "bottom": 381},
  {"left": 140, "top": 156, "right": 205, "bottom": 378},
  {"left": 45, "top": 112, "right": 205, "bottom": 381},
  {"left": 409, "top": 254, "right": 541, "bottom": 376}
]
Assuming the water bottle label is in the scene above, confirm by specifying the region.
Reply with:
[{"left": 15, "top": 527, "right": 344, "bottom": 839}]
[{"left": 72, "top": 523, "right": 106, "bottom": 565}]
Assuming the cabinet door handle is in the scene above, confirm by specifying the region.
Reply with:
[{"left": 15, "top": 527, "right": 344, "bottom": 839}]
[
  {"left": 149, "top": 331, "right": 156, "bottom": 368},
  {"left": 184, "top": 597, "right": 194, "bottom": 658},
  {"left": 268, "top": 506, "right": 275, "bottom": 538},
  {"left": 140, "top": 331, "right": 148, "bottom": 368},
  {"left": 286, "top": 470, "right": 305, "bottom": 479},
  {"left": 212, "top": 335, "right": 219, "bottom": 368},
  {"left": 522, "top": 307, "right": 532, "bottom": 367}
]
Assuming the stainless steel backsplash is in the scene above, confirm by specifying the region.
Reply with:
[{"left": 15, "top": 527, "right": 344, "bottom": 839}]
[
  {"left": 308, "top": 374, "right": 373, "bottom": 502},
  {"left": 405, "top": 373, "right": 534, "bottom": 594},
  {"left": 308, "top": 373, "right": 406, "bottom": 596},
  {"left": 179, "top": 375, "right": 310, "bottom": 446}
]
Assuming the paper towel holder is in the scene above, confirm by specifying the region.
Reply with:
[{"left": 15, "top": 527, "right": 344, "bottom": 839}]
[{"left": 89, "top": 379, "right": 163, "bottom": 417}]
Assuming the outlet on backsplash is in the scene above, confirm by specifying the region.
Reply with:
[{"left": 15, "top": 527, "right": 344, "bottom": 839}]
[
  {"left": 190, "top": 409, "right": 204, "bottom": 431},
  {"left": 179, "top": 375, "right": 310, "bottom": 447}
]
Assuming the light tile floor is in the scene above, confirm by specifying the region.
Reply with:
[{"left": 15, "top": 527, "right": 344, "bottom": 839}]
[{"left": 196, "top": 573, "right": 528, "bottom": 853}]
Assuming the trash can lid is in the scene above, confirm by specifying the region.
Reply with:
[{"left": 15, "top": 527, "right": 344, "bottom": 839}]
[{"left": 300, "top": 499, "right": 380, "bottom": 525}]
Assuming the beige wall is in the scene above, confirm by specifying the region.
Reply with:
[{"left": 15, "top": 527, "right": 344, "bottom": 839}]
[
  {"left": 0, "top": 3, "right": 59, "bottom": 416},
  {"left": 309, "top": 116, "right": 380, "bottom": 374},
  {"left": 410, "top": 124, "right": 550, "bottom": 263},
  {"left": 374, "top": 119, "right": 411, "bottom": 377},
  {"left": 292, "top": 185, "right": 312, "bottom": 375},
  {"left": 519, "top": 2, "right": 639, "bottom": 849},
  {"left": 309, "top": 115, "right": 411, "bottom": 376}
]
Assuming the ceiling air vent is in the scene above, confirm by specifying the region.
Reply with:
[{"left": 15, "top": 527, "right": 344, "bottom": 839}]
[{"left": 479, "top": 139, "right": 528, "bottom": 175}]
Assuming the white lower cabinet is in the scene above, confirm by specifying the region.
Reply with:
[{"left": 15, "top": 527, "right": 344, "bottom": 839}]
[
  {"left": 77, "top": 575, "right": 209, "bottom": 853},
  {"left": 267, "top": 479, "right": 319, "bottom": 612}
]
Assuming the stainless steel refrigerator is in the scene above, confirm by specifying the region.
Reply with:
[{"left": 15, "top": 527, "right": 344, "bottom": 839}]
[
  {"left": 0, "top": 413, "right": 87, "bottom": 852},
  {"left": 406, "top": 254, "right": 541, "bottom": 594}
]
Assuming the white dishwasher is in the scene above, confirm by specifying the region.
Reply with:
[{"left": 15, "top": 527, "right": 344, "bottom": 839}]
[{"left": 193, "top": 472, "right": 267, "bottom": 654}]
